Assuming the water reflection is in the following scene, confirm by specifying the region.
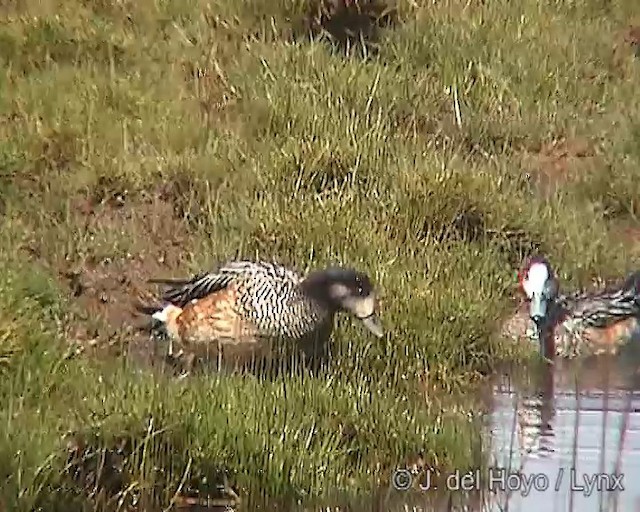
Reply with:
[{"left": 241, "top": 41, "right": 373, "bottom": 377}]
[{"left": 487, "top": 355, "right": 640, "bottom": 512}]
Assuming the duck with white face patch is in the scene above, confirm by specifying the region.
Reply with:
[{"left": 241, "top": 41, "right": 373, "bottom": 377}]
[
  {"left": 520, "top": 258, "right": 559, "bottom": 356},
  {"left": 137, "top": 260, "right": 384, "bottom": 374},
  {"left": 501, "top": 256, "right": 640, "bottom": 360}
]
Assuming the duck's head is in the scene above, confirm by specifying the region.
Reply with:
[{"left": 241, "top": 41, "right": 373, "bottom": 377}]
[
  {"left": 517, "top": 256, "right": 559, "bottom": 357},
  {"left": 302, "top": 267, "right": 384, "bottom": 338}
]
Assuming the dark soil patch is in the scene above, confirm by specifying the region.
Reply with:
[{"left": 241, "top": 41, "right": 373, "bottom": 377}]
[
  {"left": 623, "top": 26, "right": 640, "bottom": 52},
  {"left": 615, "top": 223, "right": 640, "bottom": 245},
  {"left": 615, "top": 25, "right": 640, "bottom": 61},
  {"left": 63, "top": 431, "right": 239, "bottom": 511},
  {"left": 487, "top": 229, "right": 545, "bottom": 268},
  {"left": 385, "top": 196, "right": 543, "bottom": 267},
  {"left": 386, "top": 197, "right": 489, "bottom": 247},
  {"left": 392, "top": 98, "right": 527, "bottom": 163},
  {"left": 181, "top": 57, "right": 245, "bottom": 137},
  {"left": 521, "top": 137, "right": 600, "bottom": 197},
  {"left": 609, "top": 222, "right": 640, "bottom": 260},
  {"left": 56, "top": 189, "right": 195, "bottom": 366},
  {"left": 610, "top": 24, "right": 640, "bottom": 77},
  {"left": 295, "top": 0, "right": 399, "bottom": 57}
]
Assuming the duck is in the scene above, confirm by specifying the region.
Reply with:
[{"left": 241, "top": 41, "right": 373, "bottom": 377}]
[
  {"left": 501, "top": 256, "right": 640, "bottom": 360},
  {"left": 138, "top": 260, "right": 384, "bottom": 374}
]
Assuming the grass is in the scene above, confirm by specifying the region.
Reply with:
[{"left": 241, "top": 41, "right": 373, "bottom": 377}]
[{"left": 1, "top": 0, "right": 640, "bottom": 509}]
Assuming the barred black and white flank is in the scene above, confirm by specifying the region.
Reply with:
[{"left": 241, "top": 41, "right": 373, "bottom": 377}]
[{"left": 140, "top": 260, "right": 384, "bottom": 372}]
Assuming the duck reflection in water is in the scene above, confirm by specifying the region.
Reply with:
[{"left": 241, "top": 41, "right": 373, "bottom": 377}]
[{"left": 491, "top": 356, "right": 640, "bottom": 465}]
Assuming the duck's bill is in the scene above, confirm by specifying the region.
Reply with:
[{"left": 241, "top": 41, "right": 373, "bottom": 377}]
[
  {"left": 529, "top": 293, "right": 551, "bottom": 358},
  {"left": 359, "top": 313, "right": 384, "bottom": 338},
  {"left": 529, "top": 293, "right": 548, "bottom": 328}
]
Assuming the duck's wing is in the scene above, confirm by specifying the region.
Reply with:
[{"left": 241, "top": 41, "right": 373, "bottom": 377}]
[
  {"left": 149, "top": 261, "right": 261, "bottom": 308},
  {"left": 148, "top": 272, "right": 235, "bottom": 308},
  {"left": 561, "top": 271, "right": 640, "bottom": 329}
]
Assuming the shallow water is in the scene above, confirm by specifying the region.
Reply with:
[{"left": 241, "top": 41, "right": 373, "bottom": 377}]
[
  {"left": 131, "top": 346, "right": 640, "bottom": 511},
  {"left": 486, "top": 356, "right": 640, "bottom": 512}
]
